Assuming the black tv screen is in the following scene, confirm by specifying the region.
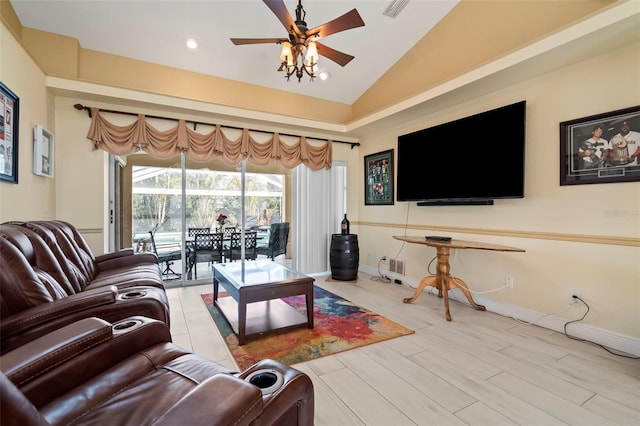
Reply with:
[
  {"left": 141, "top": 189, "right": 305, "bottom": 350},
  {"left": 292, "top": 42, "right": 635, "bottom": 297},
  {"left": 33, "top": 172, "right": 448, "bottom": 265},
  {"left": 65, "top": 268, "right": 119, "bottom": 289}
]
[{"left": 396, "top": 100, "right": 526, "bottom": 205}]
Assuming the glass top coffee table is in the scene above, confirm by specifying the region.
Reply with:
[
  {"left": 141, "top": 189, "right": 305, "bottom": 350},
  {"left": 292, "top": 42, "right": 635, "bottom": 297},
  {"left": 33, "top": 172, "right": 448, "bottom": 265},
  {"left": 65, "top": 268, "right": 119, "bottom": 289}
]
[{"left": 213, "top": 260, "right": 314, "bottom": 345}]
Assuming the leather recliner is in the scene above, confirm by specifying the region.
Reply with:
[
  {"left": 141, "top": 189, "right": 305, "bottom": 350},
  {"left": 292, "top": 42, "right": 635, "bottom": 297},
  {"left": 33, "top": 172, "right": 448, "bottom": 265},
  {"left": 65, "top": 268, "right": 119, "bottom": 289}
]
[
  {"left": 13, "top": 220, "right": 165, "bottom": 290},
  {"left": 0, "top": 316, "right": 314, "bottom": 426},
  {"left": 0, "top": 222, "right": 169, "bottom": 354}
]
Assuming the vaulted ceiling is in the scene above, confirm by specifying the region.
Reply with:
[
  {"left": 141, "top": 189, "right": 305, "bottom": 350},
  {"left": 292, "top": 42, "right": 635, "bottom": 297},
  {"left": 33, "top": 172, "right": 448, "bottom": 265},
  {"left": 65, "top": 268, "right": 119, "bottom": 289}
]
[{"left": 5, "top": 0, "right": 636, "bottom": 134}]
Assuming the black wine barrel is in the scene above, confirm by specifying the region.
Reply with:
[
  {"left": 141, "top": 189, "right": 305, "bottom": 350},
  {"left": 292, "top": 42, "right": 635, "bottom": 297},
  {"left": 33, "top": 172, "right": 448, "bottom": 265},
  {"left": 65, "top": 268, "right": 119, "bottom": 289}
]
[{"left": 330, "top": 234, "right": 359, "bottom": 281}]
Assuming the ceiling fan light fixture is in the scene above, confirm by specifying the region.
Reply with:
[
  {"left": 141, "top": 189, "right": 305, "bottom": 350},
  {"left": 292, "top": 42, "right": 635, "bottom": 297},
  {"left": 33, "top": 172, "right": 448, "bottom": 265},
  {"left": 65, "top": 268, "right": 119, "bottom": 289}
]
[
  {"left": 234, "top": 0, "right": 365, "bottom": 82},
  {"left": 304, "top": 41, "right": 318, "bottom": 64},
  {"left": 279, "top": 42, "right": 294, "bottom": 65},
  {"left": 277, "top": 39, "right": 318, "bottom": 81}
]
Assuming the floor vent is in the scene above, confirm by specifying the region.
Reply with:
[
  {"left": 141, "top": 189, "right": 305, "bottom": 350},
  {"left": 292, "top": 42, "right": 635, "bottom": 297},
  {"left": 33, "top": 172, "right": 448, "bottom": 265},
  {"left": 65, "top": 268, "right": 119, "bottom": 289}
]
[{"left": 389, "top": 259, "right": 405, "bottom": 275}]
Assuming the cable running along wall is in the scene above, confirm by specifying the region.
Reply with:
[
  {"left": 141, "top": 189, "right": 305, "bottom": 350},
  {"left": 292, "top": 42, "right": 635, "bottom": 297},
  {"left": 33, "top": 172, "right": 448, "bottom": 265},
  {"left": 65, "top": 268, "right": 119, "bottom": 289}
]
[{"left": 77, "top": 105, "right": 359, "bottom": 170}]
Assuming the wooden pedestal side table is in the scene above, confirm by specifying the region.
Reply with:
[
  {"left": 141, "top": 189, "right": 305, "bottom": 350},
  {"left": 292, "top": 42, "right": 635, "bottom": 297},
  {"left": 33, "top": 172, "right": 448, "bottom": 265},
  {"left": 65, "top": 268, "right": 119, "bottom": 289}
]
[{"left": 393, "top": 236, "right": 525, "bottom": 321}]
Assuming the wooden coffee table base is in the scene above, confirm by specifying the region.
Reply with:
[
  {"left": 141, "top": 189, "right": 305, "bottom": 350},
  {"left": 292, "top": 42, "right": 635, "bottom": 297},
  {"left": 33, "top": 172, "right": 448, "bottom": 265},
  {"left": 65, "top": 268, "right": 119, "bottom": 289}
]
[
  {"left": 213, "top": 261, "right": 314, "bottom": 345},
  {"left": 215, "top": 296, "right": 311, "bottom": 343}
]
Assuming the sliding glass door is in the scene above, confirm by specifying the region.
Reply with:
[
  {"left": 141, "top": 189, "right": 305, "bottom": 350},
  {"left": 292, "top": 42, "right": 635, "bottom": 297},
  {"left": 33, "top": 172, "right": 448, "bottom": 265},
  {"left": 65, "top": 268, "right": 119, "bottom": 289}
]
[
  {"left": 128, "top": 154, "right": 185, "bottom": 282},
  {"left": 122, "top": 152, "right": 289, "bottom": 286}
]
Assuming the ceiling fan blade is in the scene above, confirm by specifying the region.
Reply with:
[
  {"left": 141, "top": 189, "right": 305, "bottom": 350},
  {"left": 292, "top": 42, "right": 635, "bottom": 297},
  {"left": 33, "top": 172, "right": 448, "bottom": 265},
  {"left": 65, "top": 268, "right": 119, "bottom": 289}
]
[
  {"left": 231, "top": 37, "right": 288, "bottom": 45},
  {"left": 263, "top": 0, "right": 302, "bottom": 37},
  {"left": 316, "top": 42, "right": 355, "bottom": 67},
  {"left": 307, "top": 9, "right": 365, "bottom": 39}
]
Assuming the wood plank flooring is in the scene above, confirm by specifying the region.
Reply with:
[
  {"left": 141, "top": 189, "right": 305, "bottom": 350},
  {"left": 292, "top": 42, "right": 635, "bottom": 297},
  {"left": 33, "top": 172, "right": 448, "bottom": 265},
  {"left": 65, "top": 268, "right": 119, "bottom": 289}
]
[{"left": 167, "top": 272, "right": 640, "bottom": 426}]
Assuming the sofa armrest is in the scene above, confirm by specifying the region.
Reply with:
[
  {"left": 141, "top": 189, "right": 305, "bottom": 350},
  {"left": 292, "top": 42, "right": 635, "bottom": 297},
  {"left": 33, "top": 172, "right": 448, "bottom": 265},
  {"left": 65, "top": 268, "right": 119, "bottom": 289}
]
[
  {"left": 2, "top": 317, "right": 113, "bottom": 385},
  {"left": 154, "top": 374, "right": 263, "bottom": 426},
  {"left": 238, "top": 359, "right": 315, "bottom": 426},
  {"left": 94, "top": 248, "right": 134, "bottom": 263},
  {"left": 0, "top": 286, "right": 117, "bottom": 342},
  {"left": 1, "top": 316, "right": 172, "bottom": 402},
  {"left": 96, "top": 252, "right": 159, "bottom": 271}
]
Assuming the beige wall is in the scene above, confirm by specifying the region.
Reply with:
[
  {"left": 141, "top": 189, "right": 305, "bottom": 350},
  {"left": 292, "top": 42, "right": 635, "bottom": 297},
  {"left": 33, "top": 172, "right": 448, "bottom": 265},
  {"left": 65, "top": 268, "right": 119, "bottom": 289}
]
[
  {"left": 0, "top": 24, "right": 55, "bottom": 221},
  {"left": 52, "top": 96, "right": 108, "bottom": 251},
  {"left": 1, "top": 16, "right": 638, "bottom": 345},
  {"left": 356, "top": 40, "right": 639, "bottom": 338}
]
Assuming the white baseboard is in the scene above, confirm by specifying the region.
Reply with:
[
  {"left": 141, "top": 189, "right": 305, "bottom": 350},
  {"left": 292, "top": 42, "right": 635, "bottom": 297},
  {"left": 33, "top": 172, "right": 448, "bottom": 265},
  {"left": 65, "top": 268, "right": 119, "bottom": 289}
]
[{"left": 359, "top": 266, "right": 640, "bottom": 357}]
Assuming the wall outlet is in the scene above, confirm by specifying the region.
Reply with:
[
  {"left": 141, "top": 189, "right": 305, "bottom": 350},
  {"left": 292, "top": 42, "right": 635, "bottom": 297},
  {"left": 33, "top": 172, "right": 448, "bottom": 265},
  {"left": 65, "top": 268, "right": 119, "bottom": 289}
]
[
  {"left": 505, "top": 277, "right": 514, "bottom": 289},
  {"left": 569, "top": 293, "right": 581, "bottom": 305}
]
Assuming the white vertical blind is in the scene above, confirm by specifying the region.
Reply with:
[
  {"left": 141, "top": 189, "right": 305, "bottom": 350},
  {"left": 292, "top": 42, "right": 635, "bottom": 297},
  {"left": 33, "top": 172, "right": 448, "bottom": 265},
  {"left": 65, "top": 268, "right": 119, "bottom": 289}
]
[
  {"left": 328, "top": 161, "right": 347, "bottom": 267},
  {"left": 292, "top": 162, "right": 347, "bottom": 275}
]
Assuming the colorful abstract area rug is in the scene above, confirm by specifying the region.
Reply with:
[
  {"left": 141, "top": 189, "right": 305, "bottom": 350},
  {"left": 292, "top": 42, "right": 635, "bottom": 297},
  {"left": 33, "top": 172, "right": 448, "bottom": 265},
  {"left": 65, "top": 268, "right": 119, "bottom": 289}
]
[{"left": 200, "top": 286, "right": 414, "bottom": 370}]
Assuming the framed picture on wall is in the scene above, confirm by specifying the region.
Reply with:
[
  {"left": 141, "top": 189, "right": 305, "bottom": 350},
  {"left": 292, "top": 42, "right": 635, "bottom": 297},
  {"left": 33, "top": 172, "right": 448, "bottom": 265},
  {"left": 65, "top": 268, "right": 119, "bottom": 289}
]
[
  {"left": 33, "top": 125, "right": 54, "bottom": 177},
  {"left": 364, "top": 149, "right": 394, "bottom": 205},
  {"left": 0, "top": 82, "right": 19, "bottom": 184},
  {"left": 560, "top": 105, "right": 640, "bottom": 186}
]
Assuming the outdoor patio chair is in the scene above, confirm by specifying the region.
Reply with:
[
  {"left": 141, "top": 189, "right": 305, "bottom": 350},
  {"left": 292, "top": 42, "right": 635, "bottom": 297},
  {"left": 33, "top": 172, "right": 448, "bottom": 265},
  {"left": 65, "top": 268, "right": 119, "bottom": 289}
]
[
  {"left": 193, "top": 232, "right": 224, "bottom": 279},
  {"left": 188, "top": 227, "right": 210, "bottom": 237},
  {"left": 149, "top": 230, "right": 182, "bottom": 279},
  {"left": 256, "top": 222, "right": 289, "bottom": 260},
  {"left": 221, "top": 226, "right": 237, "bottom": 239},
  {"left": 226, "top": 231, "right": 258, "bottom": 261}
]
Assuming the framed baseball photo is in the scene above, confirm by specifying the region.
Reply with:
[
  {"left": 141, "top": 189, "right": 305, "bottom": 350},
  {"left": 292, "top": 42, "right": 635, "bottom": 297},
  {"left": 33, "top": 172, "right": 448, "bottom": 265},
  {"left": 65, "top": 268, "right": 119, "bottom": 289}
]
[
  {"left": 560, "top": 105, "right": 640, "bottom": 186},
  {"left": 364, "top": 149, "right": 394, "bottom": 205}
]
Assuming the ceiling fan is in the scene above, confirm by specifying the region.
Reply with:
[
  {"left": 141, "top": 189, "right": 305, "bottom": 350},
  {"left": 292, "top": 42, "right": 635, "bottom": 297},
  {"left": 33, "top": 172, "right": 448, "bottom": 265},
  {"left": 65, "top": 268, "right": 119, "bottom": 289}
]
[{"left": 230, "top": 0, "right": 365, "bottom": 80}]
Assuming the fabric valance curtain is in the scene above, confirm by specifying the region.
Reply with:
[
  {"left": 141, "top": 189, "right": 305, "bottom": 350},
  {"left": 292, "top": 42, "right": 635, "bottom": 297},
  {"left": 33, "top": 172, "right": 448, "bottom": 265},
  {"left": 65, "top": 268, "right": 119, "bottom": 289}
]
[{"left": 86, "top": 108, "right": 332, "bottom": 170}]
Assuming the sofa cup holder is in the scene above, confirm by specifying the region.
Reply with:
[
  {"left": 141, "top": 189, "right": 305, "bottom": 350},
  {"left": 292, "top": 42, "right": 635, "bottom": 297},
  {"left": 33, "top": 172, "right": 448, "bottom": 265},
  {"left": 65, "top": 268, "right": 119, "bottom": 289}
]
[
  {"left": 112, "top": 319, "right": 143, "bottom": 333},
  {"left": 120, "top": 290, "right": 147, "bottom": 299},
  {"left": 245, "top": 369, "right": 284, "bottom": 395}
]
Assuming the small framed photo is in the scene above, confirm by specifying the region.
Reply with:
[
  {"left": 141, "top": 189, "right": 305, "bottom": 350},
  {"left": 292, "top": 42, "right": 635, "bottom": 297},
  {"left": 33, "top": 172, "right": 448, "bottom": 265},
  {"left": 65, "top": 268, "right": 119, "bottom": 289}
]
[
  {"left": 560, "top": 105, "right": 640, "bottom": 186},
  {"left": 33, "top": 125, "right": 54, "bottom": 177},
  {"left": 364, "top": 149, "right": 394, "bottom": 205},
  {"left": 0, "top": 82, "right": 19, "bottom": 184}
]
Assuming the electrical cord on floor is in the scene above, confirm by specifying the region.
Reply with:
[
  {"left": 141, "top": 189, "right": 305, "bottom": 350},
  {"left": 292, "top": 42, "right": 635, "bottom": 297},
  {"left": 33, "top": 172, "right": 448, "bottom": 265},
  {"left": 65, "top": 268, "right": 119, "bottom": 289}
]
[
  {"left": 511, "top": 306, "right": 571, "bottom": 326},
  {"left": 382, "top": 201, "right": 411, "bottom": 270},
  {"left": 421, "top": 275, "right": 638, "bottom": 359},
  {"left": 424, "top": 263, "right": 510, "bottom": 295},
  {"left": 371, "top": 257, "right": 391, "bottom": 283},
  {"left": 564, "top": 296, "right": 639, "bottom": 359},
  {"left": 450, "top": 277, "right": 511, "bottom": 294}
]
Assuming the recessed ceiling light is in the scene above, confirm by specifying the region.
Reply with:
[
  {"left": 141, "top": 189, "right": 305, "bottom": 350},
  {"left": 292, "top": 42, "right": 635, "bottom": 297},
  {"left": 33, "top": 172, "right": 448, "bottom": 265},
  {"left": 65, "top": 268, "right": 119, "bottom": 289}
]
[
  {"left": 186, "top": 38, "right": 198, "bottom": 49},
  {"left": 319, "top": 71, "right": 330, "bottom": 81}
]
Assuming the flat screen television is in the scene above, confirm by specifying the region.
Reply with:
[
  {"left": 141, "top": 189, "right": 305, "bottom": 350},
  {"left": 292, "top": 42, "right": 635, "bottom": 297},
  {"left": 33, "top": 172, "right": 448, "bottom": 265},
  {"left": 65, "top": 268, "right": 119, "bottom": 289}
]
[{"left": 396, "top": 100, "right": 526, "bottom": 205}]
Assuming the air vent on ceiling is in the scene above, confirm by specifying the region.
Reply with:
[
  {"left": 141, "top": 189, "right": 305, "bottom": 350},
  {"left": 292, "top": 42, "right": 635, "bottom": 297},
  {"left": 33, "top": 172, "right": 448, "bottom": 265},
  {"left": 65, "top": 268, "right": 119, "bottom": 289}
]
[{"left": 383, "top": 0, "right": 409, "bottom": 18}]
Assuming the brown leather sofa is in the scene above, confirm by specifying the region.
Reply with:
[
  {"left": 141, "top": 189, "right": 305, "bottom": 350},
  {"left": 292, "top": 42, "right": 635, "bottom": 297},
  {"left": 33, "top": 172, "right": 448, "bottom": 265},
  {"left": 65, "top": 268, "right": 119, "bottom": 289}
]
[
  {"left": 11, "top": 220, "right": 165, "bottom": 290},
  {"left": 0, "top": 221, "right": 169, "bottom": 354},
  {"left": 0, "top": 316, "right": 314, "bottom": 425}
]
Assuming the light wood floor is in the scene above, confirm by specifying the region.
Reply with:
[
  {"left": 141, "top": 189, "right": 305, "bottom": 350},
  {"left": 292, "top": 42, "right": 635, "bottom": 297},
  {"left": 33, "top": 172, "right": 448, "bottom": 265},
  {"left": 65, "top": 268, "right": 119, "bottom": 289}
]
[{"left": 167, "top": 272, "right": 640, "bottom": 426}]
